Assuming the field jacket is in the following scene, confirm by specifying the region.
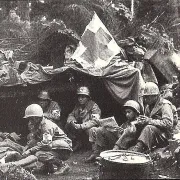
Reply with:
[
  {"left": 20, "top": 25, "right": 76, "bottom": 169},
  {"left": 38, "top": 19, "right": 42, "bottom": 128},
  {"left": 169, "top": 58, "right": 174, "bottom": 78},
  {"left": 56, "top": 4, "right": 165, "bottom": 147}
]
[
  {"left": 145, "top": 97, "right": 174, "bottom": 137},
  {"left": 67, "top": 100, "right": 101, "bottom": 130}
]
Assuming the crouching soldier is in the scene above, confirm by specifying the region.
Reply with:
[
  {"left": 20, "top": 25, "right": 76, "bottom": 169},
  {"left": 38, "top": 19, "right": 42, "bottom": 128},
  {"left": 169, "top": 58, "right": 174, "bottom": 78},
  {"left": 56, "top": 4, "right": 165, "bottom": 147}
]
[
  {"left": 125, "top": 82, "right": 174, "bottom": 153},
  {"left": 85, "top": 100, "right": 141, "bottom": 163},
  {"left": 23, "top": 104, "right": 72, "bottom": 175},
  {"left": 65, "top": 86, "right": 101, "bottom": 151}
]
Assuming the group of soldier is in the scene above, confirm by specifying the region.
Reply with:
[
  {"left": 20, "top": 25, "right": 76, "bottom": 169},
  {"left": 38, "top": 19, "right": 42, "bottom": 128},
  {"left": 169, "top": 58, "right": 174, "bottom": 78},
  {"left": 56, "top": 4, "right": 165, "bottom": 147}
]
[{"left": 1, "top": 81, "right": 177, "bottom": 176}]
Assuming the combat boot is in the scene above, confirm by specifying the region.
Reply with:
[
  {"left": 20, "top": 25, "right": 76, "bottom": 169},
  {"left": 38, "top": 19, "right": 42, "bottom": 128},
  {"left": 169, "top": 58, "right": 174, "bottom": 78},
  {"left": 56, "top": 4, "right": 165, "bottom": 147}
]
[
  {"left": 85, "top": 144, "right": 103, "bottom": 163},
  {"left": 54, "top": 162, "right": 70, "bottom": 175},
  {"left": 129, "top": 141, "right": 145, "bottom": 153}
]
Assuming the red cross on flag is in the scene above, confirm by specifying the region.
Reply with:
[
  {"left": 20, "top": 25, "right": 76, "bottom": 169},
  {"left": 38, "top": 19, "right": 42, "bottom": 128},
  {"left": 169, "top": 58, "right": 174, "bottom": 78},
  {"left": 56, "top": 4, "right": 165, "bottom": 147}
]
[{"left": 72, "top": 13, "right": 121, "bottom": 69}]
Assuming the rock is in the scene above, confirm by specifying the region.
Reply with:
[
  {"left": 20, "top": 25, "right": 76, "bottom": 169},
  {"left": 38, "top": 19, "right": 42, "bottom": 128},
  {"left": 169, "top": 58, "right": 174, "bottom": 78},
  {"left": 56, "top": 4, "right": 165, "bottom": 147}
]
[{"left": 150, "top": 147, "right": 175, "bottom": 169}]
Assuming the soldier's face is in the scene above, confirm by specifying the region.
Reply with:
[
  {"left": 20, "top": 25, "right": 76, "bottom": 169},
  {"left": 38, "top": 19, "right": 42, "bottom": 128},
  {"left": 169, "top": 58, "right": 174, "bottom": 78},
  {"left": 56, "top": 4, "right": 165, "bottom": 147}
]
[
  {"left": 144, "top": 95, "right": 158, "bottom": 105},
  {"left": 27, "top": 117, "right": 42, "bottom": 131},
  {"left": 64, "top": 46, "right": 74, "bottom": 59},
  {"left": 38, "top": 99, "right": 49, "bottom": 110},
  {"left": 125, "top": 108, "right": 136, "bottom": 121},
  {"left": 28, "top": 120, "right": 35, "bottom": 131},
  {"left": 78, "top": 94, "right": 89, "bottom": 105}
]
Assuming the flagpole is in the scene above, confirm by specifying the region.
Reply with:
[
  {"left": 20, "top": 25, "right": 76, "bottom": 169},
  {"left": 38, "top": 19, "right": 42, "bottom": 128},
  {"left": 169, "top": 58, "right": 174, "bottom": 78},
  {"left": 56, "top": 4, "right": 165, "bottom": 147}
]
[{"left": 131, "top": 0, "right": 134, "bottom": 18}]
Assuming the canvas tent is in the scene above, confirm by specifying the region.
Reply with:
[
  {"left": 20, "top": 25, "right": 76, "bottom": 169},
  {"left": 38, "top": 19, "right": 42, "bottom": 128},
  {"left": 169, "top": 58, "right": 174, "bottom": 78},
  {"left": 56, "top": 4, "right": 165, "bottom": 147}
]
[
  {"left": 0, "top": 57, "right": 144, "bottom": 144},
  {"left": 0, "top": 56, "right": 144, "bottom": 104}
]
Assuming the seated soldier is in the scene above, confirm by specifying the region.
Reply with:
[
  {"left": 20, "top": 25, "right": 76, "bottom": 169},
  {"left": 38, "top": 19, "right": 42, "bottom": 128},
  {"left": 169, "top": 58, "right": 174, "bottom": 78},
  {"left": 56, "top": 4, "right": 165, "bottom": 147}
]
[
  {"left": 23, "top": 104, "right": 72, "bottom": 175},
  {"left": 115, "top": 82, "right": 174, "bottom": 153},
  {"left": 37, "top": 90, "right": 61, "bottom": 126},
  {"left": 85, "top": 100, "right": 141, "bottom": 163},
  {"left": 65, "top": 86, "right": 101, "bottom": 151}
]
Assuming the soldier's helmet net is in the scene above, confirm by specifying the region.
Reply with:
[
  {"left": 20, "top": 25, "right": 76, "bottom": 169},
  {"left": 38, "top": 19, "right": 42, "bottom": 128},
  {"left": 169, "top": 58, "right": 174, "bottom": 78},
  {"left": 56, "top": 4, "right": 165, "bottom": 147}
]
[
  {"left": 124, "top": 100, "right": 140, "bottom": 114},
  {"left": 144, "top": 82, "right": 159, "bottom": 96},
  {"left": 24, "top": 104, "right": 43, "bottom": 118},
  {"left": 77, "top": 86, "right": 90, "bottom": 97}
]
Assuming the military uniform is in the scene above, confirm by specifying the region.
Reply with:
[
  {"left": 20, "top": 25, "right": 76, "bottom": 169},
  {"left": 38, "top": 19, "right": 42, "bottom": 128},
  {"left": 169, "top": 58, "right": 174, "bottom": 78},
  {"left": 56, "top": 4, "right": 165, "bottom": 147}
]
[
  {"left": 66, "top": 100, "right": 101, "bottom": 144},
  {"left": 116, "top": 97, "right": 174, "bottom": 151},
  {"left": 94, "top": 120, "right": 137, "bottom": 150},
  {"left": 43, "top": 101, "right": 61, "bottom": 123},
  {"left": 138, "top": 97, "right": 173, "bottom": 150},
  {"left": 26, "top": 118, "right": 72, "bottom": 166}
]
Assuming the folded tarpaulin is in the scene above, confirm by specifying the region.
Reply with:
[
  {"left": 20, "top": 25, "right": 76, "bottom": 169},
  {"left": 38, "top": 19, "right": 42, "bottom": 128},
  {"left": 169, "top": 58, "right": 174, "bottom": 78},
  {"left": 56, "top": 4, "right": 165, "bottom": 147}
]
[
  {"left": 0, "top": 62, "right": 24, "bottom": 86},
  {"left": 44, "top": 57, "right": 145, "bottom": 105},
  {"left": 0, "top": 57, "right": 144, "bottom": 105},
  {"left": 102, "top": 61, "right": 145, "bottom": 104},
  {"left": 20, "top": 62, "right": 52, "bottom": 84}
]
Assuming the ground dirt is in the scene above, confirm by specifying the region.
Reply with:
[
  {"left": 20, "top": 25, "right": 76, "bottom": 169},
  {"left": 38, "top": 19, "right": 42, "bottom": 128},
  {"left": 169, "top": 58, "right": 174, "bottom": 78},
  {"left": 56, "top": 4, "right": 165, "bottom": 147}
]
[
  {"left": 34, "top": 149, "right": 180, "bottom": 180},
  {"left": 36, "top": 150, "right": 98, "bottom": 180}
]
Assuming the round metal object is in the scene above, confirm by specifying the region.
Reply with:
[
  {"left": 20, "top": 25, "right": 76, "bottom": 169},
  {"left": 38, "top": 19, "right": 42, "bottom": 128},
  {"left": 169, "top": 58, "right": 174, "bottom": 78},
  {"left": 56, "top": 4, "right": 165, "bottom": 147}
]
[{"left": 99, "top": 150, "right": 152, "bottom": 179}]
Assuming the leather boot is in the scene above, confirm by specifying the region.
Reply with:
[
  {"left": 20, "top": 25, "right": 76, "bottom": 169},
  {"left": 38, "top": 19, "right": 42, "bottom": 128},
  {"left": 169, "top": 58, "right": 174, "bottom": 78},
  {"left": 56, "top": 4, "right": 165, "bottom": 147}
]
[
  {"left": 47, "top": 158, "right": 70, "bottom": 175},
  {"left": 85, "top": 144, "right": 103, "bottom": 163},
  {"left": 54, "top": 162, "right": 70, "bottom": 175},
  {"left": 129, "top": 141, "right": 145, "bottom": 153}
]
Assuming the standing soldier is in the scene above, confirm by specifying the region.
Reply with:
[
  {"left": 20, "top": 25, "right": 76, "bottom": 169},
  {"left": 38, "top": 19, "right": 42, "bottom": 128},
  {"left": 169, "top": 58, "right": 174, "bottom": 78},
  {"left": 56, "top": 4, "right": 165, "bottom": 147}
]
[{"left": 66, "top": 86, "right": 101, "bottom": 151}]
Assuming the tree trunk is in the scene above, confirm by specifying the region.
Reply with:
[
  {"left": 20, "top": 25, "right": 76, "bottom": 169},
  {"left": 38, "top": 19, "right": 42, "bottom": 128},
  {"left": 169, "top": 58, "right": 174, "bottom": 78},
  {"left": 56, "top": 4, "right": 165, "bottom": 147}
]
[
  {"left": 17, "top": 1, "right": 30, "bottom": 21},
  {"left": 170, "top": 0, "right": 179, "bottom": 48}
]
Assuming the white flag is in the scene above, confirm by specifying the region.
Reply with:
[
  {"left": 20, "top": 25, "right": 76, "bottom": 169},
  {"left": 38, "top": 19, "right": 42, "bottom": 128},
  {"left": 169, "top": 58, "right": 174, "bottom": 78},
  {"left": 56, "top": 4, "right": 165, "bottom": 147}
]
[{"left": 72, "top": 13, "right": 121, "bottom": 69}]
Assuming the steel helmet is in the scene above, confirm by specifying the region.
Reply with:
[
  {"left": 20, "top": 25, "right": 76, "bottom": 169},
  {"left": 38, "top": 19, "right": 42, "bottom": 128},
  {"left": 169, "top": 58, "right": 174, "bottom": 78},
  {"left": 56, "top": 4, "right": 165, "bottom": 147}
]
[
  {"left": 24, "top": 104, "right": 43, "bottom": 118},
  {"left": 77, "top": 86, "right": 90, "bottom": 97},
  {"left": 124, "top": 100, "right": 140, "bottom": 114},
  {"left": 38, "top": 90, "right": 51, "bottom": 100},
  {"left": 144, "top": 82, "right": 159, "bottom": 96}
]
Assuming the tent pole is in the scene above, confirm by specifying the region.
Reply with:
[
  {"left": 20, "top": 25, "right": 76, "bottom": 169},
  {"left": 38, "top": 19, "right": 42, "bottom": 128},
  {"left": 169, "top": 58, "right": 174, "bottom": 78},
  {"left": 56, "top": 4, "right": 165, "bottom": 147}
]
[{"left": 131, "top": 0, "right": 135, "bottom": 18}]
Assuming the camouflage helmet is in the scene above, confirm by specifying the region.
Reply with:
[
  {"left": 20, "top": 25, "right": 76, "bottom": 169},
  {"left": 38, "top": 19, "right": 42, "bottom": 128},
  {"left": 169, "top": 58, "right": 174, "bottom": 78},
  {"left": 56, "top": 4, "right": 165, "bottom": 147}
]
[
  {"left": 77, "top": 86, "right": 90, "bottom": 97},
  {"left": 38, "top": 90, "right": 51, "bottom": 100},
  {"left": 144, "top": 82, "right": 159, "bottom": 96},
  {"left": 124, "top": 100, "right": 140, "bottom": 114}
]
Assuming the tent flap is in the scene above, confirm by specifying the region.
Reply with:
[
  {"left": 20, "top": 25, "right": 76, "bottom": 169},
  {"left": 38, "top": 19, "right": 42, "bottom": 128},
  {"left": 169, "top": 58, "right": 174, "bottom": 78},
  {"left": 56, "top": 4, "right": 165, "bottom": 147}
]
[{"left": 0, "top": 58, "right": 144, "bottom": 105}]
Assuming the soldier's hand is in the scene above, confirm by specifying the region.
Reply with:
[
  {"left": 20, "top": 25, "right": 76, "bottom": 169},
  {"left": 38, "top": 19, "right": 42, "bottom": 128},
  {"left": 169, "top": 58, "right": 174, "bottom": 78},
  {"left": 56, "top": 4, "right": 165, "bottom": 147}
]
[
  {"left": 70, "top": 121, "right": 76, "bottom": 128},
  {"left": 22, "top": 149, "right": 31, "bottom": 157},
  {"left": 126, "top": 124, "right": 136, "bottom": 133},
  {"left": 9, "top": 132, "right": 21, "bottom": 142},
  {"left": 52, "top": 110, "right": 60, "bottom": 119},
  {"left": 136, "top": 115, "right": 150, "bottom": 125},
  {"left": 74, "top": 123, "right": 81, "bottom": 130},
  {"left": 71, "top": 121, "right": 81, "bottom": 129},
  {"left": 2, "top": 132, "right": 10, "bottom": 138},
  {"left": 91, "top": 114, "right": 100, "bottom": 120},
  {"left": 23, "top": 145, "right": 29, "bottom": 152}
]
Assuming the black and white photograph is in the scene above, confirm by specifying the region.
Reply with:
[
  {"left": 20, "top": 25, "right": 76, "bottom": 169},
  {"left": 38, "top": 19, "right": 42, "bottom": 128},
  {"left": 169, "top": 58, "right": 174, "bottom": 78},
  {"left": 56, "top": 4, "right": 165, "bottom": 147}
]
[{"left": 0, "top": 0, "right": 179, "bottom": 179}]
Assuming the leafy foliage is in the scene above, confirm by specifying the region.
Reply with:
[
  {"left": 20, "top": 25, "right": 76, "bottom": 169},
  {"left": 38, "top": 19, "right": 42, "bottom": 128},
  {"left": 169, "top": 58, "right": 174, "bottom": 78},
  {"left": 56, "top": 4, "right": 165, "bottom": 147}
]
[
  {"left": 0, "top": 0, "right": 177, "bottom": 64},
  {"left": 0, "top": 164, "right": 37, "bottom": 180},
  {"left": 0, "top": 10, "right": 30, "bottom": 42}
]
